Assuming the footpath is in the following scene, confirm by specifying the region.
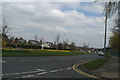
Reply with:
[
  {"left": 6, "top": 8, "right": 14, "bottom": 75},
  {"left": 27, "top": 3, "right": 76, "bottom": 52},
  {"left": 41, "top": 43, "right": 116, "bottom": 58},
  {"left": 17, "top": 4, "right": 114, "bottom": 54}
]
[{"left": 92, "top": 56, "right": 119, "bottom": 78}]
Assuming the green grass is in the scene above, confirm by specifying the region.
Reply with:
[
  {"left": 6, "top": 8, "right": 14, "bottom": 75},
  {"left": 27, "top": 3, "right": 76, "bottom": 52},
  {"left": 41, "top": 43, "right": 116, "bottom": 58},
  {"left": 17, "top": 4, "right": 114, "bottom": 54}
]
[
  {"left": 2, "top": 49, "right": 89, "bottom": 57},
  {"left": 83, "top": 56, "right": 111, "bottom": 71}
]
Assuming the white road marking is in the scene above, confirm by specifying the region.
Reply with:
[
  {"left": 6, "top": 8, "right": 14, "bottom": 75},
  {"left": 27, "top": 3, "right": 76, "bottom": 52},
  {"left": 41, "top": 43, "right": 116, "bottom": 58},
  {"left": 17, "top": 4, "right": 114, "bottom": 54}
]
[
  {"left": 49, "top": 70, "right": 59, "bottom": 73},
  {"left": 29, "top": 71, "right": 40, "bottom": 73},
  {"left": 3, "top": 70, "right": 41, "bottom": 76},
  {"left": 3, "top": 67, "right": 71, "bottom": 77},
  {"left": 21, "top": 72, "right": 29, "bottom": 74},
  {"left": 31, "top": 71, "right": 40, "bottom": 73},
  {"left": 36, "top": 69, "right": 45, "bottom": 71},
  {"left": 66, "top": 67, "right": 72, "bottom": 70},
  {"left": 21, "top": 76, "right": 26, "bottom": 78},
  {"left": 15, "top": 73, "right": 20, "bottom": 75},
  {"left": 58, "top": 69, "right": 63, "bottom": 71},
  {"left": 26, "top": 74, "right": 34, "bottom": 78},
  {"left": 21, "top": 75, "right": 35, "bottom": 78},
  {"left": 0, "top": 61, "right": 6, "bottom": 63},
  {"left": 4, "top": 73, "right": 19, "bottom": 75},
  {"left": 37, "top": 72, "right": 47, "bottom": 75},
  {"left": 21, "top": 71, "right": 40, "bottom": 74}
]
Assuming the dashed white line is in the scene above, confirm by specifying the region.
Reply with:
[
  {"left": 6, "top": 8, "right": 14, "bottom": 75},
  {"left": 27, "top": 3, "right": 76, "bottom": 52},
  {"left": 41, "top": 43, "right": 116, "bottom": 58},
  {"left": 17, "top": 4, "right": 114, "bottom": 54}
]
[
  {"left": 66, "top": 67, "right": 72, "bottom": 70},
  {"left": 31, "top": 71, "right": 40, "bottom": 73},
  {"left": 49, "top": 70, "right": 59, "bottom": 73},
  {"left": 15, "top": 73, "right": 20, "bottom": 75},
  {"left": 21, "top": 76, "right": 26, "bottom": 78},
  {"left": 0, "top": 61, "right": 6, "bottom": 63},
  {"left": 21, "top": 72, "right": 29, "bottom": 74},
  {"left": 3, "top": 70, "right": 41, "bottom": 76},
  {"left": 3, "top": 67, "right": 72, "bottom": 77},
  {"left": 29, "top": 71, "right": 40, "bottom": 73},
  {"left": 26, "top": 74, "right": 34, "bottom": 78},
  {"left": 58, "top": 69, "right": 63, "bottom": 71},
  {"left": 21, "top": 74, "right": 35, "bottom": 78},
  {"left": 36, "top": 69, "right": 45, "bottom": 71},
  {"left": 4, "top": 73, "right": 19, "bottom": 76},
  {"left": 21, "top": 70, "right": 40, "bottom": 74},
  {"left": 37, "top": 72, "right": 48, "bottom": 75}
]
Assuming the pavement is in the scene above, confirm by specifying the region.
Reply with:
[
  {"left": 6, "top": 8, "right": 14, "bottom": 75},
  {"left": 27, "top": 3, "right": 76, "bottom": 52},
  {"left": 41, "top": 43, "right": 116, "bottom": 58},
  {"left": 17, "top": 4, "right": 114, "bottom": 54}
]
[
  {"left": 2, "top": 53, "right": 103, "bottom": 78},
  {"left": 92, "top": 56, "right": 119, "bottom": 79}
]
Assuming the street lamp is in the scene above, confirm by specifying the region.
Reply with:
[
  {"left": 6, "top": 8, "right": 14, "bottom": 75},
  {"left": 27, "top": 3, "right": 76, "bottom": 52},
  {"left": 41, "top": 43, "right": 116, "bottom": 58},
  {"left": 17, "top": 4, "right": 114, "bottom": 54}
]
[
  {"left": 62, "top": 34, "right": 65, "bottom": 50},
  {"left": 104, "top": 7, "right": 108, "bottom": 56}
]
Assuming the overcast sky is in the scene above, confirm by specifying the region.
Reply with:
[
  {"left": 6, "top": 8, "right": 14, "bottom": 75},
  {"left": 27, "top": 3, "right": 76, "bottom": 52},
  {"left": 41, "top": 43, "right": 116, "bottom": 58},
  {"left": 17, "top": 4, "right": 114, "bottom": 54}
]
[{"left": 1, "top": 2, "right": 116, "bottom": 48}]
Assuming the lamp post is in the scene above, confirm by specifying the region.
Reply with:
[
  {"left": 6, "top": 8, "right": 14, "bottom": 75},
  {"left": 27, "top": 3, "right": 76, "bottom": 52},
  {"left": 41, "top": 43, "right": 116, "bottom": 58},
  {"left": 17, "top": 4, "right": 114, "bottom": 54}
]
[
  {"left": 62, "top": 34, "right": 65, "bottom": 50},
  {"left": 104, "top": 7, "right": 108, "bottom": 57}
]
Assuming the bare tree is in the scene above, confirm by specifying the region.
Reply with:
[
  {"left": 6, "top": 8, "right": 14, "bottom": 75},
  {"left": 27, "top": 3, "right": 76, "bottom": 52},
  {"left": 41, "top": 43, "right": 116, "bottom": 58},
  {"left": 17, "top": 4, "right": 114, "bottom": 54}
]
[
  {"left": 55, "top": 33, "right": 60, "bottom": 50},
  {"left": 41, "top": 36, "right": 44, "bottom": 42},
  {"left": 63, "top": 38, "right": 69, "bottom": 50},
  {"left": 1, "top": 20, "right": 11, "bottom": 43},
  {"left": 70, "top": 42, "right": 75, "bottom": 51},
  {"left": 2, "top": 20, "right": 11, "bottom": 35}
]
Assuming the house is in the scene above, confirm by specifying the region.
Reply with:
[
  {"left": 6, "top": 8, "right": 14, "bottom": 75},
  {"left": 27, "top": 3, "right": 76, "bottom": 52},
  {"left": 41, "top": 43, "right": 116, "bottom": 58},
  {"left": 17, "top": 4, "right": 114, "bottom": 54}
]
[
  {"left": 13, "top": 37, "right": 19, "bottom": 44},
  {"left": 9, "top": 37, "right": 14, "bottom": 44},
  {"left": 58, "top": 43, "right": 63, "bottom": 50},
  {"left": 42, "top": 42, "right": 54, "bottom": 48},
  {"left": 27, "top": 40, "right": 40, "bottom": 45},
  {"left": 13, "top": 37, "right": 26, "bottom": 44},
  {"left": 19, "top": 37, "right": 26, "bottom": 44},
  {"left": 42, "top": 42, "right": 50, "bottom": 48}
]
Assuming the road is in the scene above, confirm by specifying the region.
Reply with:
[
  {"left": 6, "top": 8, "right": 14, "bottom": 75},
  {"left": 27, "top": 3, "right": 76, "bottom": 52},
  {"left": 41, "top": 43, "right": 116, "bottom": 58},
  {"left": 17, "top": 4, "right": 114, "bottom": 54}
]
[{"left": 2, "top": 53, "right": 103, "bottom": 78}]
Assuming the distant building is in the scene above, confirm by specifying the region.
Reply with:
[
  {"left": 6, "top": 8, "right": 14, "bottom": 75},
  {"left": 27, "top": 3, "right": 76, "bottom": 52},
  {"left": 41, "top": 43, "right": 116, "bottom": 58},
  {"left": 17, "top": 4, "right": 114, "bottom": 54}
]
[
  {"left": 19, "top": 37, "right": 26, "bottom": 44},
  {"left": 13, "top": 37, "right": 26, "bottom": 44},
  {"left": 58, "top": 43, "right": 63, "bottom": 50},
  {"left": 9, "top": 37, "right": 14, "bottom": 44},
  {"left": 27, "top": 40, "right": 40, "bottom": 45},
  {"left": 13, "top": 37, "right": 19, "bottom": 44},
  {"left": 42, "top": 42, "right": 54, "bottom": 48},
  {"left": 94, "top": 48, "right": 104, "bottom": 51}
]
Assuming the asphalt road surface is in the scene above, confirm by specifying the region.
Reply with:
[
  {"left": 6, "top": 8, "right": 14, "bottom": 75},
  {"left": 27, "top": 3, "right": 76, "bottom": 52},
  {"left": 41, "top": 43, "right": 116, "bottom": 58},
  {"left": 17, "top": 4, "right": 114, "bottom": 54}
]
[{"left": 2, "top": 53, "right": 103, "bottom": 78}]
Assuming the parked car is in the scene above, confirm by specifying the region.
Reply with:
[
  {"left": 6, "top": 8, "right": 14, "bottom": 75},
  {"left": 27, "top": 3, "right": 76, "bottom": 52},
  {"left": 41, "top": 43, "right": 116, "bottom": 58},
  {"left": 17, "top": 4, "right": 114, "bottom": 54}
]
[{"left": 97, "top": 51, "right": 104, "bottom": 56}]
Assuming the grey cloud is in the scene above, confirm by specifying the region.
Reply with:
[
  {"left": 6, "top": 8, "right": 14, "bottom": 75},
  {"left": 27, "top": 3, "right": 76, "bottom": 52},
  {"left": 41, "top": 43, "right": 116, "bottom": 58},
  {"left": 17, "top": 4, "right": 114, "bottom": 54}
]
[{"left": 2, "top": 2, "right": 114, "bottom": 48}]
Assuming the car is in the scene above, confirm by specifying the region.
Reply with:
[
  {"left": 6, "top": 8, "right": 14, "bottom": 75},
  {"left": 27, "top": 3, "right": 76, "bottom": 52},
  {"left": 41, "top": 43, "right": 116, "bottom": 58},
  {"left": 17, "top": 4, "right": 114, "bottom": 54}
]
[{"left": 97, "top": 51, "right": 104, "bottom": 56}]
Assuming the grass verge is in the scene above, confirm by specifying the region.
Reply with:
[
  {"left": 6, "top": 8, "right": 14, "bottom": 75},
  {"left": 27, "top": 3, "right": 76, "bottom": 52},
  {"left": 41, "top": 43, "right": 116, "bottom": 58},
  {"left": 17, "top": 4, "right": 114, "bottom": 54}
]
[
  {"left": 83, "top": 56, "right": 111, "bottom": 71},
  {"left": 2, "top": 49, "right": 92, "bottom": 57}
]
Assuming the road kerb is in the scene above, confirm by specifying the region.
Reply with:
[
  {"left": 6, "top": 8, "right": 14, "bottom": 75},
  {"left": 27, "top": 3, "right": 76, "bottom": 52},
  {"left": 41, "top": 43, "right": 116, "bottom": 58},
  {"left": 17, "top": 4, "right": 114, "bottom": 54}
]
[{"left": 72, "top": 60, "right": 100, "bottom": 79}]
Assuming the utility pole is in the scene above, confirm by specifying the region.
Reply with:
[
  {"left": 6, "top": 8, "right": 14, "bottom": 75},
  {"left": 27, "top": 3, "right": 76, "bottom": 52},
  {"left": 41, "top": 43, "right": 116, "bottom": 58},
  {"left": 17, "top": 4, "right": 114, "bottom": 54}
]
[
  {"left": 62, "top": 34, "right": 65, "bottom": 50},
  {"left": 104, "top": 7, "right": 108, "bottom": 57},
  {"left": 118, "top": 1, "right": 120, "bottom": 29},
  {"left": 118, "top": 1, "right": 120, "bottom": 55}
]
